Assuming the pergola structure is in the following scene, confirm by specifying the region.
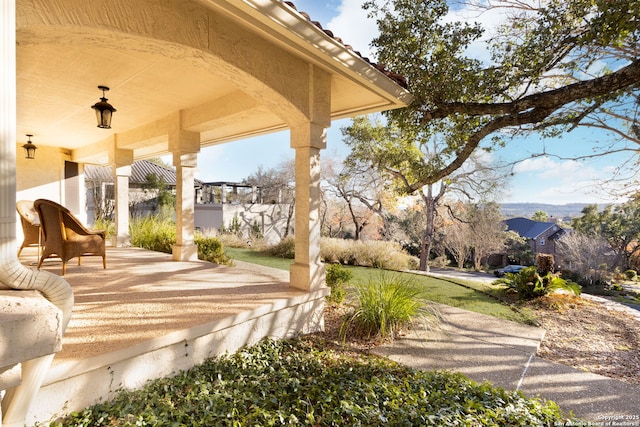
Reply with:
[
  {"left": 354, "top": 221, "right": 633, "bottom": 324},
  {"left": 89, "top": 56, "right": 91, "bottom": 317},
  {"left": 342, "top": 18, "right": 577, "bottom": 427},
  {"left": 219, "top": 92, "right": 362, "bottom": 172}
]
[{"left": 1, "top": 0, "right": 410, "bottom": 425}]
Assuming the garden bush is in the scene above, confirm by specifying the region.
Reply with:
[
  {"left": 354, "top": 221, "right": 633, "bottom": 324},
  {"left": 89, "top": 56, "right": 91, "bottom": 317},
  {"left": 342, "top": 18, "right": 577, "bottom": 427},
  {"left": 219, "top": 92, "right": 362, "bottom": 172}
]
[
  {"left": 320, "top": 237, "right": 418, "bottom": 271},
  {"left": 325, "top": 263, "right": 352, "bottom": 304},
  {"left": 130, "top": 216, "right": 232, "bottom": 265},
  {"left": 130, "top": 215, "right": 175, "bottom": 254},
  {"left": 625, "top": 269, "right": 637, "bottom": 280},
  {"left": 54, "top": 338, "right": 574, "bottom": 427},
  {"left": 93, "top": 218, "right": 115, "bottom": 239},
  {"left": 495, "top": 266, "right": 581, "bottom": 300},
  {"left": 194, "top": 235, "right": 232, "bottom": 265},
  {"left": 264, "top": 235, "right": 296, "bottom": 258},
  {"left": 341, "top": 271, "right": 440, "bottom": 341}
]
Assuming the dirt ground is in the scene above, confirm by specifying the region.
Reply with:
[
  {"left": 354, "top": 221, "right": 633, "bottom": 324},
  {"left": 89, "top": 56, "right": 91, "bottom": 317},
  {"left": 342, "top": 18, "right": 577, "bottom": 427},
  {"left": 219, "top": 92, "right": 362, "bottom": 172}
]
[{"left": 528, "top": 294, "right": 640, "bottom": 385}]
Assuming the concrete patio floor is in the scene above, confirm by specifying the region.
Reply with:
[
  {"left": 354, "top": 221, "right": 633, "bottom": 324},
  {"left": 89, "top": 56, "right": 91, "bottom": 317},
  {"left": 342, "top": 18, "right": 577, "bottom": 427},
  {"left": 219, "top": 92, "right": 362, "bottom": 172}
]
[{"left": 17, "top": 246, "right": 327, "bottom": 425}]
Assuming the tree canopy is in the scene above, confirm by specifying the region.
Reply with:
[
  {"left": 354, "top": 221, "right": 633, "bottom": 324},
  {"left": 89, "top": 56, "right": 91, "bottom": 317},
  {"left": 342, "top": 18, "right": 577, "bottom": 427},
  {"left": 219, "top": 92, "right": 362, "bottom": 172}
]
[{"left": 365, "top": 0, "right": 640, "bottom": 187}]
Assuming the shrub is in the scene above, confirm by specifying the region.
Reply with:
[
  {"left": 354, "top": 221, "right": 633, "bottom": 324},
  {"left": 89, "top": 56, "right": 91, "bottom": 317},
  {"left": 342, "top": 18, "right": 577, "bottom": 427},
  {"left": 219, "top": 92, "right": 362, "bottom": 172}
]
[
  {"left": 536, "top": 253, "right": 554, "bottom": 275},
  {"left": 341, "top": 271, "right": 440, "bottom": 341},
  {"left": 131, "top": 216, "right": 232, "bottom": 265},
  {"left": 130, "top": 215, "right": 175, "bottom": 254},
  {"left": 194, "top": 235, "right": 233, "bottom": 266},
  {"left": 625, "top": 269, "right": 637, "bottom": 280},
  {"left": 264, "top": 236, "right": 295, "bottom": 258},
  {"left": 320, "top": 237, "right": 418, "bottom": 271},
  {"left": 495, "top": 266, "right": 581, "bottom": 300},
  {"left": 325, "top": 264, "right": 352, "bottom": 304},
  {"left": 93, "top": 218, "right": 115, "bottom": 239}
]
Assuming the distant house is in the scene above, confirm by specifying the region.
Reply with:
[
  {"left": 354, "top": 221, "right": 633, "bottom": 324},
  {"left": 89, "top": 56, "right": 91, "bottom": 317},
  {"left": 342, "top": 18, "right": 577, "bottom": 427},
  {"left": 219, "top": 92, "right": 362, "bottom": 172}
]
[
  {"left": 505, "top": 217, "right": 567, "bottom": 262},
  {"left": 85, "top": 160, "right": 185, "bottom": 221},
  {"left": 85, "top": 160, "right": 290, "bottom": 243}
]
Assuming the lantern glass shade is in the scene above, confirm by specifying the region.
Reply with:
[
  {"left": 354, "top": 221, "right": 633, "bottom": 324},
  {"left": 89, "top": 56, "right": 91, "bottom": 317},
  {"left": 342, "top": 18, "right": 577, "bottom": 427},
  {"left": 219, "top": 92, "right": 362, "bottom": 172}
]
[
  {"left": 92, "top": 99, "right": 116, "bottom": 129},
  {"left": 23, "top": 135, "right": 36, "bottom": 159},
  {"left": 91, "top": 86, "right": 116, "bottom": 129}
]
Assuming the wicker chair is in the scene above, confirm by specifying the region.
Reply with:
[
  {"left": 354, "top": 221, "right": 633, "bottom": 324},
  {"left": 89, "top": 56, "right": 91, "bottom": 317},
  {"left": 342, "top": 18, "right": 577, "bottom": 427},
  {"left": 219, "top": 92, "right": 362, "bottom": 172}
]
[
  {"left": 16, "top": 200, "right": 41, "bottom": 257},
  {"left": 34, "top": 199, "right": 107, "bottom": 275}
]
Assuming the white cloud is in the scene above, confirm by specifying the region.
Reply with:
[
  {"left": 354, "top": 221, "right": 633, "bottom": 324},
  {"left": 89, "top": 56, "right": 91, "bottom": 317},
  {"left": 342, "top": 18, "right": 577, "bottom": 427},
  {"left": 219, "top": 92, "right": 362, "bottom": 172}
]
[
  {"left": 326, "top": 0, "right": 379, "bottom": 59},
  {"left": 513, "top": 157, "right": 557, "bottom": 173},
  {"left": 505, "top": 156, "right": 623, "bottom": 204}
]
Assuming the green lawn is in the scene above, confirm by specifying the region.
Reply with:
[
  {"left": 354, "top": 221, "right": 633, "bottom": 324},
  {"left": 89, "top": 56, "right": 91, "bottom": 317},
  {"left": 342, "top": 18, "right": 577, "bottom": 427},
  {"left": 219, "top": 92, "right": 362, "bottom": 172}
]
[{"left": 225, "top": 247, "right": 535, "bottom": 325}]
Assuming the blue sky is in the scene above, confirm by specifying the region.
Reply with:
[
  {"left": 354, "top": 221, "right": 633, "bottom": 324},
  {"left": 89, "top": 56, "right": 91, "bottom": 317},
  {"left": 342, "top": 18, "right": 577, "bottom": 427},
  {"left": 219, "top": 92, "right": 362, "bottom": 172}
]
[{"left": 190, "top": 1, "right": 632, "bottom": 205}]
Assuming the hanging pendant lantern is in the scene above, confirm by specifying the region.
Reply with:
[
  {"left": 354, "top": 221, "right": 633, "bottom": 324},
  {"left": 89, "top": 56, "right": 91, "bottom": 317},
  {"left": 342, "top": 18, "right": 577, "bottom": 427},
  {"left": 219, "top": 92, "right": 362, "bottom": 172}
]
[{"left": 91, "top": 85, "right": 116, "bottom": 129}]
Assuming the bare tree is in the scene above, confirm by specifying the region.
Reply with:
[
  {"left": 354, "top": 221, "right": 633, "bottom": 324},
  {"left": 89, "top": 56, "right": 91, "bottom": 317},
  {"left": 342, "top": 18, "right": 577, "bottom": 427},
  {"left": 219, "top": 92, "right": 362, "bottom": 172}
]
[
  {"left": 441, "top": 216, "right": 472, "bottom": 269},
  {"left": 467, "top": 202, "right": 506, "bottom": 271},
  {"left": 243, "top": 160, "right": 295, "bottom": 237},
  {"left": 556, "top": 231, "right": 615, "bottom": 284}
]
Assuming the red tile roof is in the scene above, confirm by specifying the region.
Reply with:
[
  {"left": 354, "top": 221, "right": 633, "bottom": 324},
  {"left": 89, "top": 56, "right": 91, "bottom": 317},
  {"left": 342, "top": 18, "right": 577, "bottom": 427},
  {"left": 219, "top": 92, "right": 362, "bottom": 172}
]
[{"left": 282, "top": 1, "right": 408, "bottom": 89}]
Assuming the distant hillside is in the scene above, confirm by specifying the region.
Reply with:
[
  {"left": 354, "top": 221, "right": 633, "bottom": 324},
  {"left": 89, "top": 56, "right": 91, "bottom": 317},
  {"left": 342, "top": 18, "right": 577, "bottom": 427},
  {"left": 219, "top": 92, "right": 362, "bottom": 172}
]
[{"left": 500, "top": 203, "right": 591, "bottom": 221}]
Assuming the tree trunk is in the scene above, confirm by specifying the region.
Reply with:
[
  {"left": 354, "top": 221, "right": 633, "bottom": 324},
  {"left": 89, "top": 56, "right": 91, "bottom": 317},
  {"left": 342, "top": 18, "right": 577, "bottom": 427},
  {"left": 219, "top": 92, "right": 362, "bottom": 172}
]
[{"left": 418, "top": 185, "right": 437, "bottom": 272}]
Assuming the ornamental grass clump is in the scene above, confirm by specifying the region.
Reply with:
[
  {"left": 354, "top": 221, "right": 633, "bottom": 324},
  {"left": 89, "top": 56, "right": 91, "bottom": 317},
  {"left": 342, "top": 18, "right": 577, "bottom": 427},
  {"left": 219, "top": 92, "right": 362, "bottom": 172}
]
[{"left": 340, "top": 271, "right": 440, "bottom": 341}]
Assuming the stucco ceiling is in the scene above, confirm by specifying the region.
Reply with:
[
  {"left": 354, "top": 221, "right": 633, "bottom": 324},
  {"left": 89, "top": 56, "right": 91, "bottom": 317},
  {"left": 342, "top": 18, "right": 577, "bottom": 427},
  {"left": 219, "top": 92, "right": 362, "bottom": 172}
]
[{"left": 15, "top": 0, "right": 411, "bottom": 165}]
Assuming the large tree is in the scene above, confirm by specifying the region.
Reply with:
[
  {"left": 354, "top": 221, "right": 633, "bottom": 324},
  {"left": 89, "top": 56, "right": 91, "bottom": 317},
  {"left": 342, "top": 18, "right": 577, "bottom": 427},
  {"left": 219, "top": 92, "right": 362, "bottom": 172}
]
[
  {"left": 365, "top": 0, "right": 640, "bottom": 188},
  {"left": 342, "top": 116, "right": 502, "bottom": 270},
  {"left": 571, "top": 196, "right": 640, "bottom": 269},
  {"left": 322, "top": 156, "right": 396, "bottom": 240}
]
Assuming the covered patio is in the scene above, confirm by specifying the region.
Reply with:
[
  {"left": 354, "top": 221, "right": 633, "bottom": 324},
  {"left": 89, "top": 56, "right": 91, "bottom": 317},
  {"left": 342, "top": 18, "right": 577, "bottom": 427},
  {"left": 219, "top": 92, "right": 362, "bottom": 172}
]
[
  {"left": 1, "top": 0, "right": 410, "bottom": 426},
  {"left": 17, "top": 246, "right": 322, "bottom": 424}
]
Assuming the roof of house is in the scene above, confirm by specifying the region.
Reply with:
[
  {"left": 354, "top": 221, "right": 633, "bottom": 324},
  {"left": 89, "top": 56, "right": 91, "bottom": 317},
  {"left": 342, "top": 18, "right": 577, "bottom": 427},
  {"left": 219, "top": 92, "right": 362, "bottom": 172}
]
[
  {"left": 282, "top": 2, "right": 407, "bottom": 89},
  {"left": 505, "top": 217, "right": 564, "bottom": 240},
  {"left": 85, "top": 160, "right": 200, "bottom": 186}
]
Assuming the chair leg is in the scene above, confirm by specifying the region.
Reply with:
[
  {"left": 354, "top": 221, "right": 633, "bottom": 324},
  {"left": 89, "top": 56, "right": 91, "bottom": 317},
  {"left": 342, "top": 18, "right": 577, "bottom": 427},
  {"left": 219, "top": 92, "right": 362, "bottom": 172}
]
[
  {"left": 102, "top": 255, "right": 106, "bottom": 269},
  {"left": 61, "top": 261, "right": 66, "bottom": 276},
  {"left": 78, "top": 256, "right": 82, "bottom": 266}
]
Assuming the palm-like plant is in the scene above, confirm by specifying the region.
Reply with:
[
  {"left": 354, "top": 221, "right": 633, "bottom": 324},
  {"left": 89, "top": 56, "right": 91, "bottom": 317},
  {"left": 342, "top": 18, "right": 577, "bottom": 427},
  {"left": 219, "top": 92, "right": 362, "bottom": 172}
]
[{"left": 496, "top": 266, "right": 581, "bottom": 300}]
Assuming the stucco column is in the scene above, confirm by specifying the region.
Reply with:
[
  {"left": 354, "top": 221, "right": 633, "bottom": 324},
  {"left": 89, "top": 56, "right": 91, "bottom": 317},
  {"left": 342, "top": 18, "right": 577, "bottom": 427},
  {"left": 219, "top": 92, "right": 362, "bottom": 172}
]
[
  {"left": 0, "top": 0, "right": 17, "bottom": 261},
  {"left": 172, "top": 151, "right": 199, "bottom": 261},
  {"left": 289, "top": 122, "right": 326, "bottom": 291},
  {"left": 110, "top": 147, "right": 133, "bottom": 247},
  {"left": 169, "top": 115, "right": 200, "bottom": 261}
]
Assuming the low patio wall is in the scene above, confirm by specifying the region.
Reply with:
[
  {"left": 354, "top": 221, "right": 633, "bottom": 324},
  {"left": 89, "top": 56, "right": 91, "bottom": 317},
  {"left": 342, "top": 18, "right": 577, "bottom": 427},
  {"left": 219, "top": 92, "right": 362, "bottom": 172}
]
[
  {"left": 0, "top": 291, "right": 62, "bottom": 390},
  {"left": 26, "top": 289, "right": 327, "bottom": 426}
]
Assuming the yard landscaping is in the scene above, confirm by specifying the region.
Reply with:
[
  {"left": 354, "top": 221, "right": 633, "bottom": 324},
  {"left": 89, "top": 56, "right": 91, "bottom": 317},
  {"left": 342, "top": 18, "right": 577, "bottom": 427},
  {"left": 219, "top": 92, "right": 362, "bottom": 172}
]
[
  {"left": 227, "top": 247, "right": 640, "bottom": 385},
  {"left": 51, "top": 247, "right": 639, "bottom": 426}
]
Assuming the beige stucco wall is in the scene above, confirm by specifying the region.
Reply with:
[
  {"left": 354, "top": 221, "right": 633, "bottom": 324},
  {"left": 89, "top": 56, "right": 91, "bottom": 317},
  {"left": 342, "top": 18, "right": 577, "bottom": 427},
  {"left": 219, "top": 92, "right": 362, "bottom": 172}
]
[
  {"left": 15, "top": 145, "right": 86, "bottom": 243},
  {"left": 194, "top": 203, "right": 291, "bottom": 244}
]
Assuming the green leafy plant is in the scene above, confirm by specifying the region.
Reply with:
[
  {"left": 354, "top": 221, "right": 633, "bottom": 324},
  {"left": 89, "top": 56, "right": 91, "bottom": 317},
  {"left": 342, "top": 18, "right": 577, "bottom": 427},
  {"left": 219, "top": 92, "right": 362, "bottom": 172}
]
[
  {"left": 130, "top": 216, "right": 232, "bottom": 265},
  {"left": 264, "top": 236, "right": 295, "bottom": 258},
  {"left": 93, "top": 217, "right": 115, "bottom": 239},
  {"left": 130, "top": 215, "right": 175, "bottom": 253},
  {"left": 220, "top": 213, "right": 242, "bottom": 236},
  {"left": 625, "top": 269, "right": 637, "bottom": 280},
  {"left": 325, "top": 264, "right": 352, "bottom": 304},
  {"left": 341, "top": 271, "right": 440, "bottom": 340},
  {"left": 194, "top": 235, "right": 233, "bottom": 266},
  {"left": 53, "top": 338, "right": 574, "bottom": 427},
  {"left": 496, "top": 266, "right": 581, "bottom": 300}
]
